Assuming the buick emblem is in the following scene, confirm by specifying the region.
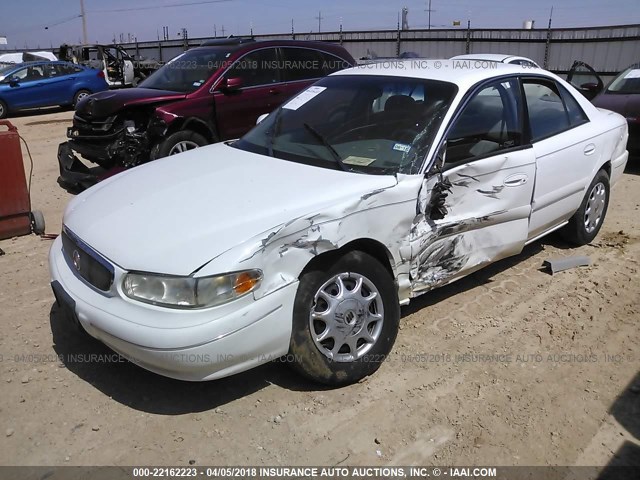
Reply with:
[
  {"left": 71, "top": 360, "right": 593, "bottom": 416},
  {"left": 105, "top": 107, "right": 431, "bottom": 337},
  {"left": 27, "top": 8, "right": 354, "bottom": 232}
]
[{"left": 72, "top": 250, "right": 81, "bottom": 272}]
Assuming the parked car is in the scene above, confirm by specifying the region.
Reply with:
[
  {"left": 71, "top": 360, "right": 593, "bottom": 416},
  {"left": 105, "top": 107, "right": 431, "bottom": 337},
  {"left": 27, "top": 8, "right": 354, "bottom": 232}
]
[
  {"left": 450, "top": 53, "right": 540, "bottom": 68},
  {"left": 0, "top": 61, "right": 109, "bottom": 119},
  {"left": 591, "top": 63, "right": 639, "bottom": 154},
  {"left": 58, "top": 44, "right": 149, "bottom": 88},
  {"left": 50, "top": 60, "right": 628, "bottom": 385},
  {"left": 57, "top": 38, "right": 355, "bottom": 191}
]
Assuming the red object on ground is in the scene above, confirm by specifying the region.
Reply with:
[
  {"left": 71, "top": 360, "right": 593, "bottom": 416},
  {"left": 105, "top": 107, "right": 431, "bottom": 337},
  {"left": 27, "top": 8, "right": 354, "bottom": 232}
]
[{"left": 0, "top": 120, "right": 32, "bottom": 240}]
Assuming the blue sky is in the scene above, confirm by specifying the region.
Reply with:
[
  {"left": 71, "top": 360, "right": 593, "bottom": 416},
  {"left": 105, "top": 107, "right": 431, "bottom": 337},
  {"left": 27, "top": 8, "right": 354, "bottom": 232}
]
[{"left": 1, "top": 0, "right": 639, "bottom": 50}]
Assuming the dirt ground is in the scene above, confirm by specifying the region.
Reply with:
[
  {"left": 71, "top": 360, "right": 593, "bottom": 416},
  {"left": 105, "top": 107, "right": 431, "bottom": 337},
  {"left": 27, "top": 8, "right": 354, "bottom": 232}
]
[{"left": 0, "top": 109, "right": 639, "bottom": 470}]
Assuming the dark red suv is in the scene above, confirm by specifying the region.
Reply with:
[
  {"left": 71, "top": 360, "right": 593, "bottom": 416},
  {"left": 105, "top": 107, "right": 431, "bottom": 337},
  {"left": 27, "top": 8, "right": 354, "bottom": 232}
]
[{"left": 58, "top": 38, "right": 354, "bottom": 190}]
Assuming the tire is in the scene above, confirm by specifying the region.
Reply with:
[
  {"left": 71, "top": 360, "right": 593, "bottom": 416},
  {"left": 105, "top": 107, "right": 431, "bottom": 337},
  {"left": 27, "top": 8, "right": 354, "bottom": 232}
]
[
  {"left": 72, "top": 90, "right": 91, "bottom": 108},
  {"left": 30, "top": 210, "right": 45, "bottom": 235},
  {"left": 561, "top": 169, "right": 610, "bottom": 245},
  {"left": 0, "top": 100, "right": 8, "bottom": 119},
  {"left": 150, "top": 130, "right": 209, "bottom": 160},
  {"left": 289, "top": 250, "right": 400, "bottom": 386}
]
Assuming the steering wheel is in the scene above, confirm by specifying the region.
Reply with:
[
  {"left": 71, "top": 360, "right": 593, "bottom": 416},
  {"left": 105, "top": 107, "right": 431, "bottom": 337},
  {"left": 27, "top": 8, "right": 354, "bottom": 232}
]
[{"left": 392, "top": 128, "right": 420, "bottom": 144}]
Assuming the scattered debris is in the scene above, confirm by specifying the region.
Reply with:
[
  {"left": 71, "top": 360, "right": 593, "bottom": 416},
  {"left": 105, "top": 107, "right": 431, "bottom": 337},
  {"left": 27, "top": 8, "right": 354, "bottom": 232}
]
[
  {"left": 6, "top": 428, "right": 14, "bottom": 437},
  {"left": 543, "top": 256, "right": 591, "bottom": 275}
]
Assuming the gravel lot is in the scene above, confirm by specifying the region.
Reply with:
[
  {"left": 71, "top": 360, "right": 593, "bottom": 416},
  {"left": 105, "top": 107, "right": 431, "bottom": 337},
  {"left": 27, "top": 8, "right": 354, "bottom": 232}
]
[{"left": 0, "top": 109, "right": 639, "bottom": 469}]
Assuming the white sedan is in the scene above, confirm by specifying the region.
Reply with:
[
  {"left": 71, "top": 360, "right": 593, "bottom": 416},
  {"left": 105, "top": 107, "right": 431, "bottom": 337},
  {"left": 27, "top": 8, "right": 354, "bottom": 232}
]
[{"left": 49, "top": 60, "right": 628, "bottom": 385}]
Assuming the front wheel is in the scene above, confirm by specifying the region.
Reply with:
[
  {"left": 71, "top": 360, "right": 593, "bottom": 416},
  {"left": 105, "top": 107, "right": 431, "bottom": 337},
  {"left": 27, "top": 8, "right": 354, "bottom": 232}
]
[
  {"left": 289, "top": 251, "right": 400, "bottom": 386},
  {"left": 150, "top": 130, "right": 209, "bottom": 160},
  {"left": 561, "top": 169, "right": 610, "bottom": 245},
  {"left": 0, "top": 99, "right": 8, "bottom": 119}
]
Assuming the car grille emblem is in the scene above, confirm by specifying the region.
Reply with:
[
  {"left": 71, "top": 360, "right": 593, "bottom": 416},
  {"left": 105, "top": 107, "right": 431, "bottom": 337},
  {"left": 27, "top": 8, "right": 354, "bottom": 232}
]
[{"left": 72, "top": 250, "right": 81, "bottom": 272}]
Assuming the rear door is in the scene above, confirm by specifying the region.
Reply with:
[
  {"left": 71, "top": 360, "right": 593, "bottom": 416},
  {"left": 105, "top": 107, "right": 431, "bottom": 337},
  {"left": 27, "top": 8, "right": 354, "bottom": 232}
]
[
  {"left": 213, "top": 47, "right": 283, "bottom": 139},
  {"left": 410, "top": 77, "right": 536, "bottom": 294},
  {"left": 279, "top": 47, "right": 350, "bottom": 100},
  {"left": 523, "top": 77, "right": 599, "bottom": 240},
  {"left": 42, "top": 63, "right": 76, "bottom": 105},
  {"left": 567, "top": 61, "right": 603, "bottom": 100}
]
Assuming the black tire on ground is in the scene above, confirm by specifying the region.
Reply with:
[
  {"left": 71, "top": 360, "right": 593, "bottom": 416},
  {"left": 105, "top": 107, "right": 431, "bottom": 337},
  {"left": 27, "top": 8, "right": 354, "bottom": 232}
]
[
  {"left": 72, "top": 90, "right": 92, "bottom": 108},
  {"left": 0, "top": 99, "right": 8, "bottom": 119},
  {"left": 561, "top": 169, "right": 610, "bottom": 246},
  {"left": 150, "top": 130, "right": 209, "bottom": 160},
  {"left": 288, "top": 250, "right": 400, "bottom": 386},
  {"left": 30, "top": 210, "right": 45, "bottom": 235}
]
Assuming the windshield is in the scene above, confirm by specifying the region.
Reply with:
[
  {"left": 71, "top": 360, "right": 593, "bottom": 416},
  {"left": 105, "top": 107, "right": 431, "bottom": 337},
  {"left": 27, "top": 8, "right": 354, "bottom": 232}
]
[
  {"left": 139, "top": 47, "right": 234, "bottom": 93},
  {"left": 607, "top": 64, "right": 640, "bottom": 94},
  {"left": 0, "top": 64, "right": 17, "bottom": 78},
  {"left": 233, "top": 75, "right": 457, "bottom": 175}
]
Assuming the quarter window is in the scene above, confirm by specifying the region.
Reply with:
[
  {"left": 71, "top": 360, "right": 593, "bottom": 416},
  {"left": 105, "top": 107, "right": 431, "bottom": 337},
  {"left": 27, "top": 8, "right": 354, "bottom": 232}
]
[{"left": 445, "top": 78, "right": 522, "bottom": 167}]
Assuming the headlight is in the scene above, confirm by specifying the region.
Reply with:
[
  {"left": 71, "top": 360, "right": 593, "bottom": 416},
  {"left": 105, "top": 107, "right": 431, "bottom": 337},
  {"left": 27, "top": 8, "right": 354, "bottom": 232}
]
[{"left": 122, "top": 270, "right": 262, "bottom": 309}]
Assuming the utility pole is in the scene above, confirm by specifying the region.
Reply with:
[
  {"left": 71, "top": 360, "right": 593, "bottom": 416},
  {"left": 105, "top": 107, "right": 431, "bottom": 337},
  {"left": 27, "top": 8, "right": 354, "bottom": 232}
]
[
  {"left": 315, "top": 11, "right": 323, "bottom": 33},
  {"left": 426, "top": 0, "right": 436, "bottom": 30},
  {"left": 80, "top": 0, "right": 88, "bottom": 44},
  {"left": 543, "top": 6, "right": 553, "bottom": 69}
]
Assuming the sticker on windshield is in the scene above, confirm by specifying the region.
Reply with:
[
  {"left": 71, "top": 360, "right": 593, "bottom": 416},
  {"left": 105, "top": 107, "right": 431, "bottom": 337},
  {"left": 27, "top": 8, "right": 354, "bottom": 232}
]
[
  {"left": 193, "top": 81, "right": 203, "bottom": 87},
  {"left": 283, "top": 86, "right": 327, "bottom": 110},
  {"left": 393, "top": 143, "right": 411, "bottom": 153},
  {"left": 343, "top": 156, "right": 376, "bottom": 166},
  {"left": 624, "top": 69, "right": 640, "bottom": 79}
]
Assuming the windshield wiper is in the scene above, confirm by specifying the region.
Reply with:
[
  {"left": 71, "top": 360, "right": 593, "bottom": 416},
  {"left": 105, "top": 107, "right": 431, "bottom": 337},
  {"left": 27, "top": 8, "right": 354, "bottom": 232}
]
[
  {"left": 302, "top": 123, "right": 350, "bottom": 172},
  {"left": 267, "top": 108, "right": 284, "bottom": 157}
]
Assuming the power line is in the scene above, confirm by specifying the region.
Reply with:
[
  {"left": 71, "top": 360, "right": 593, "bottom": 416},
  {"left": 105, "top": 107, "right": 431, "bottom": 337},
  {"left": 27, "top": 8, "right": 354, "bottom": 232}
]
[{"left": 92, "top": 0, "right": 231, "bottom": 13}]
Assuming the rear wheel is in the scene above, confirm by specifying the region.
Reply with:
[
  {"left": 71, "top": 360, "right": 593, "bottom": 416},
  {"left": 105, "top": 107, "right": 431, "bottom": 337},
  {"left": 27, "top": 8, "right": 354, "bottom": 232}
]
[
  {"left": 289, "top": 251, "right": 400, "bottom": 386},
  {"left": 150, "top": 130, "right": 209, "bottom": 159},
  {"left": 561, "top": 169, "right": 610, "bottom": 245},
  {"left": 0, "top": 100, "right": 8, "bottom": 119},
  {"left": 73, "top": 90, "right": 91, "bottom": 108}
]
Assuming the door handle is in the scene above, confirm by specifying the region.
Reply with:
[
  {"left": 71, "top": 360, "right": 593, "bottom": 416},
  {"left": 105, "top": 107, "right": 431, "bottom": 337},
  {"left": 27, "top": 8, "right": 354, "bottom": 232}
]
[
  {"left": 504, "top": 173, "right": 528, "bottom": 187},
  {"left": 269, "top": 88, "right": 281, "bottom": 95},
  {"left": 584, "top": 144, "right": 596, "bottom": 156}
]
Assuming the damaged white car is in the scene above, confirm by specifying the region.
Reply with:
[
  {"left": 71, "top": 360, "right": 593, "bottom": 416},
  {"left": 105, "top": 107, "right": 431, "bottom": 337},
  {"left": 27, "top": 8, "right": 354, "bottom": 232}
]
[{"left": 50, "top": 61, "right": 629, "bottom": 385}]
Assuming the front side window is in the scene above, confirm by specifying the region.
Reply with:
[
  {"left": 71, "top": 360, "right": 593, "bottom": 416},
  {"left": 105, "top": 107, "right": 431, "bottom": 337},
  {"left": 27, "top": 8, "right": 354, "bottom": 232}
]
[
  {"left": 444, "top": 78, "right": 522, "bottom": 167},
  {"left": 224, "top": 48, "right": 279, "bottom": 88},
  {"left": 233, "top": 75, "right": 457, "bottom": 175},
  {"left": 281, "top": 48, "right": 324, "bottom": 82}
]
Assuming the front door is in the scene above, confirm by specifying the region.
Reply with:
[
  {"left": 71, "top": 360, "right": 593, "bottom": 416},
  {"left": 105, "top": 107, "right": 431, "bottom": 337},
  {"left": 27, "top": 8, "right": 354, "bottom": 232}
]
[
  {"left": 213, "top": 47, "right": 284, "bottom": 139},
  {"left": 410, "top": 77, "right": 535, "bottom": 295},
  {"left": 567, "top": 61, "right": 603, "bottom": 100}
]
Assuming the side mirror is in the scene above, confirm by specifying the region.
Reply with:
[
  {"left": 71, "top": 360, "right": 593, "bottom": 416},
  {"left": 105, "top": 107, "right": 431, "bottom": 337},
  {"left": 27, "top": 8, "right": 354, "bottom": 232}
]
[
  {"left": 256, "top": 113, "right": 269, "bottom": 125},
  {"left": 9, "top": 76, "right": 20, "bottom": 87},
  {"left": 580, "top": 82, "right": 600, "bottom": 93},
  {"left": 222, "top": 76, "right": 243, "bottom": 93}
]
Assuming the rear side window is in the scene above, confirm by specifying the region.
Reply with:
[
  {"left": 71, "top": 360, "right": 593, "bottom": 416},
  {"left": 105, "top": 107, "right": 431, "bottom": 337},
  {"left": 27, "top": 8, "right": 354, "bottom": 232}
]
[
  {"left": 281, "top": 48, "right": 325, "bottom": 82},
  {"left": 523, "top": 79, "right": 587, "bottom": 141}
]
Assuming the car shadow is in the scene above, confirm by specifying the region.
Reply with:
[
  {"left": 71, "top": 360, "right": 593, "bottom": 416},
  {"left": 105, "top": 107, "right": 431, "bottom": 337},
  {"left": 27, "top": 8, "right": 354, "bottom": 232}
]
[
  {"left": 49, "top": 303, "right": 329, "bottom": 415},
  {"left": 624, "top": 156, "right": 640, "bottom": 176}
]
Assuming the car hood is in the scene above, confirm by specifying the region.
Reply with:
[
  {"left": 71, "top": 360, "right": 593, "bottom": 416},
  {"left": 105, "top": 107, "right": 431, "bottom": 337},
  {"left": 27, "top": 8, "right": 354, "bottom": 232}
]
[
  {"left": 592, "top": 92, "right": 638, "bottom": 118},
  {"left": 63, "top": 143, "right": 397, "bottom": 275},
  {"left": 75, "top": 88, "right": 186, "bottom": 118}
]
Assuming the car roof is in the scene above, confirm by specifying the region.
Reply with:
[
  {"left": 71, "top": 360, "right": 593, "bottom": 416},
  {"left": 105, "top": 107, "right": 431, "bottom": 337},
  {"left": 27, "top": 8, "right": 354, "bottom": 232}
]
[
  {"left": 193, "top": 39, "right": 353, "bottom": 58},
  {"left": 332, "top": 59, "right": 546, "bottom": 89},
  {"left": 451, "top": 53, "right": 539, "bottom": 65}
]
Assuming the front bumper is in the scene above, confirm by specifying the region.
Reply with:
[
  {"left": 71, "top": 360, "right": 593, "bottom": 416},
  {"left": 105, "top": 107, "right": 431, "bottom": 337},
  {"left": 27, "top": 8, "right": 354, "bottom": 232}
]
[
  {"left": 49, "top": 235, "right": 295, "bottom": 381},
  {"left": 57, "top": 142, "right": 126, "bottom": 193}
]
